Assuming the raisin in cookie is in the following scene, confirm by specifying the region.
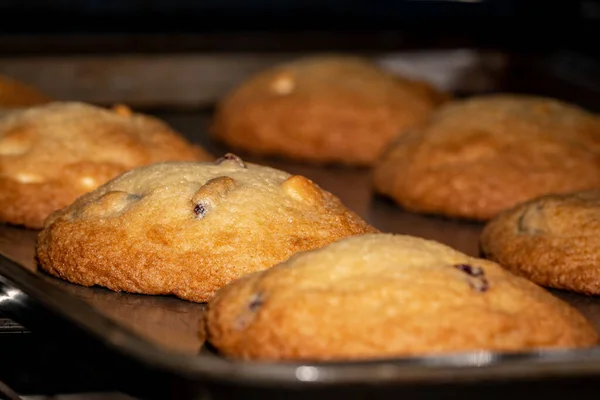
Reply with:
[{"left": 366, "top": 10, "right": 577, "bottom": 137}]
[
  {"left": 211, "top": 55, "right": 447, "bottom": 166},
  {"left": 481, "top": 190, "right": 600, "bottom": 295},
  {"left": 373, "top": 94, "right": 600, "bottom": 221},
  {"left": 0, "top": 74, "right": 51, "bottom": 108},
  {"left": 36, "top": 154, "right": 377, "bottom": 303},
  {"left": 205, "top": 233, "right": 596, "bottom": 361},
  {"left": 0, "top": 102, "right": 212, "bottom": 228}
]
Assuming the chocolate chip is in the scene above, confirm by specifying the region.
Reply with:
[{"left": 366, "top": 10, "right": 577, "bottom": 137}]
[
  {"left": 454, "top": 264, "right": 489, "bottom": 293},
  {"left": 248, "top": 293, "right": 263, "bottom": 312},
  {"left": 193, "top": 202, "right": 207, "bottom": 218},
  {"left": 233, "top": 293, "right": 264, "bottom": 330},
  {"left": 216, "top": 153, "right": 246, "bottom": 168},
  {"left": 469, "top": 278, "right": 490, "bottom": 293},
  {"left": 454, "top": 264, "right": 484, "bottom": 277}
]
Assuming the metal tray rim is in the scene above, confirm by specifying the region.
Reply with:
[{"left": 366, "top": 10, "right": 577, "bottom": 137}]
[{"left": 3, "top": 254, "right": 600, "bottom": 387}]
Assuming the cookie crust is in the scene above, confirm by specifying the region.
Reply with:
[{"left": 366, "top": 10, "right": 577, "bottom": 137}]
[
  {"left": 481, "top": 190, "right": 600, "bottom": 295},
  {"left": 205, "top": 233, "right": 597, "bottom": 361},
  {"left": 36, "top": 156, "right": 377, "bottom": 302}
]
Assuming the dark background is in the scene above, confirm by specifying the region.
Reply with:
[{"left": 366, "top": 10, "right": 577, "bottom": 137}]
[
  {"left": 0, "top": 1, "right": 596, "bottom": 52},
  {"left": 0, "top": 1, "right": 599, "bottom": 397},
  {"left": 0, "top": 0, "right": 597, "bottom": 109}
]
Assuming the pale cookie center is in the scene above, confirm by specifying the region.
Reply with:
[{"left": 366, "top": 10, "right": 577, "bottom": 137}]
[
  {"left": 270, "top": 73, "right": 295, "bottom": 95},
  {"left": 14, "top": 172, "right": 44, "bottom": 183}
]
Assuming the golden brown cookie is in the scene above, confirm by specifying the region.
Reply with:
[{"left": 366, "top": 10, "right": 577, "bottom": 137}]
[
  {"left": 0, "top": 75, "right": 51, "bottom": 108},
  {"left": 373, "top": 94, "right": 600, "bottom": 221},
  {"left": 211, "top": 55, "right": 447, "bottom": 166},
  {"left": 481, "top": 190, "right": 600, "bottom": 295},
  {"left": 205, "top": 233, "right": 597, "bottom": 361},
  {"left": 36, "top": 155, "right": 377, "bottom": 303},
  {"left": 0, "top": 102, "right": 212, "bottom": 228}
]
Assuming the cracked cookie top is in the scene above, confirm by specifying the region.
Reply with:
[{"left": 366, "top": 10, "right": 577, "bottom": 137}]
[{"left": 36, "top": 155, "right": 376, "bottom": 302}]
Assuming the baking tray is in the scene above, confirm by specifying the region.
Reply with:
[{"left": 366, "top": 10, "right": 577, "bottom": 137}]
[{"left": 3, "top": 115, "right": 600, "bottom": 400}]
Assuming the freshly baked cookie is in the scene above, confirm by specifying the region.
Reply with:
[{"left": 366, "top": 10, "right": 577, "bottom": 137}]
[
  {"left": 481, "top": 190, "right": 600, "bottom": 295},
  {"left": 211, "top": 55, "right": 447, "bottom": 166},
  {"left": 36, "top": 155, "right": 377, "bottom": 303},
  {"left": 373, "top": 95, "right": 600, "bottom": 221},
  {"left": 0, "top": 102, "right": 212, "bottom": 228},
  {"left": 0, "top": 75, "right": 51, "bottom": 108},
  {"left": 205, "top": 234, "right": 597, "bottom": 361}
]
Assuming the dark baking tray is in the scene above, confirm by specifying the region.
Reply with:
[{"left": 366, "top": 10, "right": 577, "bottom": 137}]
[{"left": 3, "top": 115, "right": 600, "bottom": 399}]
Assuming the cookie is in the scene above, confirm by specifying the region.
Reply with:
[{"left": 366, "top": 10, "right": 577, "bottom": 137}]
[
  {"left": 0, "top": 102, "right": 212, "bottom": 228},
  {"left": 36, "top": 154, "right": 377, "bottom": 303},
  {"left": 205, "top": 233, "right": 597, "bottom": 361},
  {"left": 211, "top": 55, "right": 447, "bottom": 166},
  {"left": 481, "top": 190, "right": 600, "bottom": 295},
  {"left": 0, "top": 75, "right": 51, "bottom": 108},
  {"left": 373, "top": 94, "right": 600, "bottom": 221}
]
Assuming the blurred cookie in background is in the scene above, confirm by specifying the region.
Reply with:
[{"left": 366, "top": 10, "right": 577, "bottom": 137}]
[
  {"left": 373, "top": 94, "right": 600, "bottom": 221},
  {"left": 211, "top": 55, "right": 448, "bottom": 166}
]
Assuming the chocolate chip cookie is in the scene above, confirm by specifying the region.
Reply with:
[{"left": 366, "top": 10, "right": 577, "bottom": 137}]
[
  {"left": 205, "top": 233, "right": 596, "bottom": 361},
  {"left": 211, "top": 55, "right": 447, "bottom": 166},
  {"left": 0, "top": 102, "right": 212, "bottom": 228},
  {"left": 373, "top": 94, "right": 600, "bottom": 221},
  {"left": 36, "top": 155, "right": 377, "bottom": 303},
  {"left": 481, "top": 190, "right": 600, "bottom": 295}
]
